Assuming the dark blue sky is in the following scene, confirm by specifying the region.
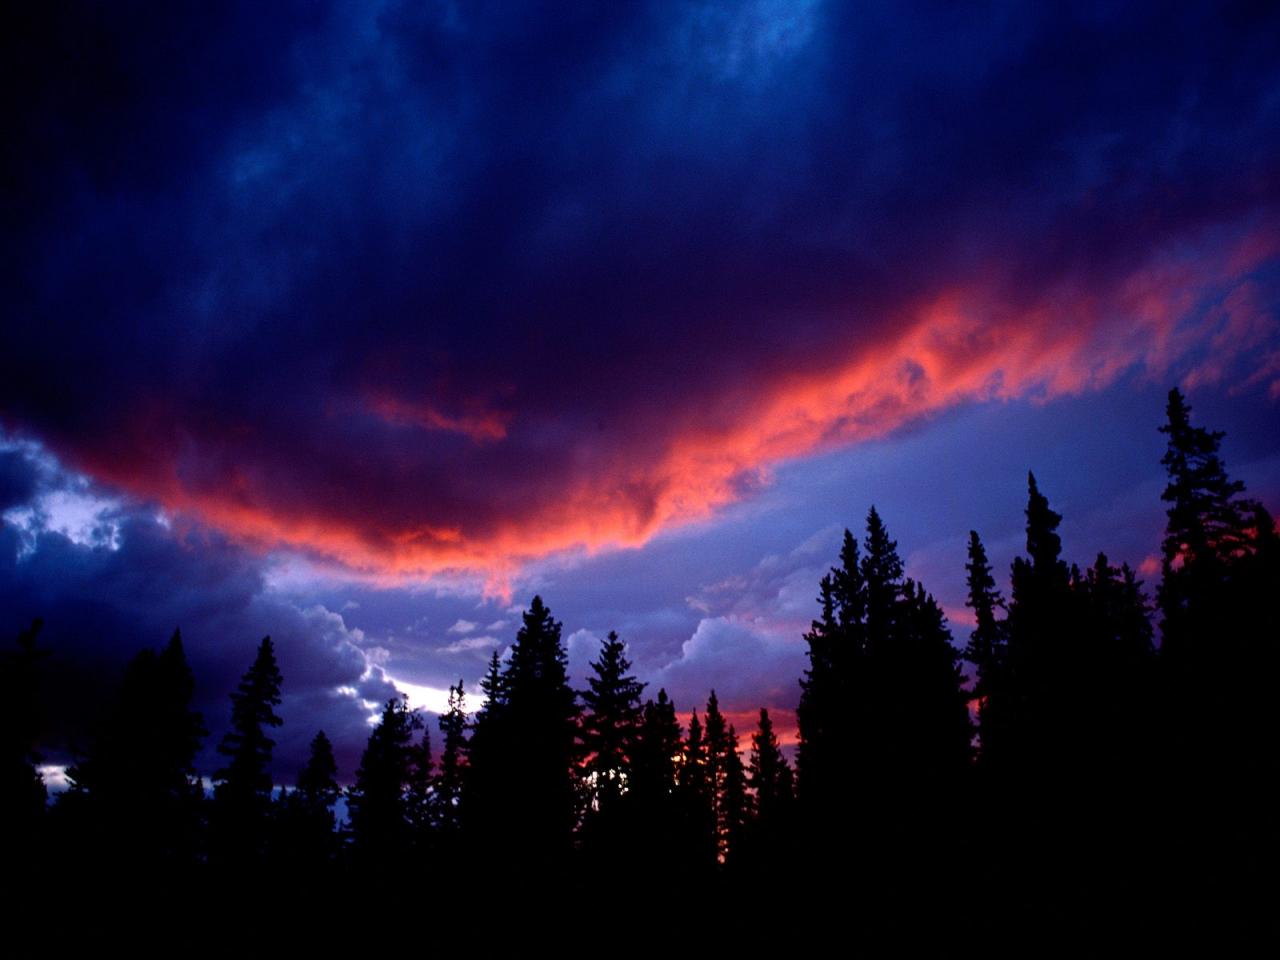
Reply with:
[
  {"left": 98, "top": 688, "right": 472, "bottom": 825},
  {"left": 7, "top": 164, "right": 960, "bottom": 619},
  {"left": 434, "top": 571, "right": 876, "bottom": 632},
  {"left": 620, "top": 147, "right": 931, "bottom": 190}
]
[{"left": 3, "top": 1, "right": 1278, "bottom": 777}]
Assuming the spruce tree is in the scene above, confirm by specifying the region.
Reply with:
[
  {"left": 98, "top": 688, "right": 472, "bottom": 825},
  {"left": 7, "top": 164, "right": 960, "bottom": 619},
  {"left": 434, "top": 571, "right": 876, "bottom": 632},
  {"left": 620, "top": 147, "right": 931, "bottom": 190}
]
[
  {"left": 1154, "top": 388, "right": 1279, "bottom": 855},
  {"left": 679, "top": 708, "right": 715, "bottom": 870},
  {"left": 796, "top": 508, "right": 972, "bottom": 879},
  {"left": 297, "top": 730, "right": 340, "bottom": 818},
  {"left": 719, "top": 723, "right": 750, "bottom": 867},
  {"left": 964, "top": 531, "right": 1010, "bottom": 771},
  {"left": 797, "top": 529, "right": 865, "bottom": 815},
  {"left": 1157, "top": 387, "right": 1267, "bottom": 658},
  {"left": 744, "top": 707, "right": 793, "bottom": 872},
  {"left": 748, "top": 708, "right": 793, "bottom": 823},
  {"left": 466, "top": 596, "right": 579, "bottom": 871},
  {"left": 434, "top": 681, "right": 467, "bottom": 838},
  {"left": 348, "top": 696, "right": 422, "bottom": 869},
  {"left": 580, "top": 631, "right": 645, "bottom": 815},
  {"left": 796, "top": 571, "right": 838, "bottom": 805},
  {"left": 212, "top": 636, "right": 283, "bottom": 865},
  {"left": 64, "top": 629, "right": 205, "bottom": 869},
  {"left": 406, "top": 723, "right": 433, "bottom": 853},
  {"left": 1005, "top": 474, "right": 1074, "bottom": 774},
  {"left": 632, "top": 689, "right": 682, "bottom": 801},
  {"left": 276, "top": 730, "right": 340, "bottom": 871},
  {"left": 703, "top": 691, "right": 748, "bottom": 865},
  {"left": 862, "top": 506, "right": 903, "bottom": 653}
]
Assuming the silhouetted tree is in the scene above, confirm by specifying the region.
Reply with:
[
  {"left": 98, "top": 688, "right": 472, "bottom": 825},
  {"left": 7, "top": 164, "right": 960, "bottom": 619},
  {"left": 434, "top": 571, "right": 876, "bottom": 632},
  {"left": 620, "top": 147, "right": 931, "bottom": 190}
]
[
  {"left": 1005, "top": 474, "right": 1074, "bottom": 774},
  {"left": 963, "top": 531, "right": 1010, "bottom": 770},
  {"left": 298, "top": 730, "right": 340, "bottom": 815},
  {"left": 434, "top": 681, "right": 467, "bottom": 838},
  {"left": 720, "top": 723, "right": 750, "bottom": 867},
  {"left": 624, "top": 688, "right": 684, "bottom": 873},
  {"left": 348, "top": 696, "right": 422, "bottom": 870},
  {"left": 796, "top": 571, "right": 838, "bottom": 805},
  {"left": 742, "top": 707, "right": 793, "bottom": 872},
  {"left": 580, "top": 630, "right": 645, "bottom": 816},
  {"left": 465, "top": 597, "right": 579, "bottom": 872},
  {"left": 632, "top": 689, "right": 682, "bottom": 801},
  {"left": 679, "top": 708, "right": 716, "bottom": 870},
  {"left": 406, "top": 722, "right": 433, "bottom": 858},
  {"left": 275, "top": 730, "right": 340, "bottom": 871},
  {"left": 748, "top": 708, "right": 792, "bottom": 822},
  {"left": 797, "top": 528, "right": 865, "bottom": 817},
  {"left": 1157, "top": 387, "right": 1270, "bottom": 659},
  {"left": 1153, "top": 388, "right": 1279, "bottom": 896},
  {"left": 703, "top": 691, "right": 749, "bottom": 865},
  {"left": 63, "top": 630, "right": 205, "bottom": 869},
  {"left": 212, "top": 635, "right": 283, "bottom": 866},
  {"left": 796, "top": 507, "right": 971, "bottom": 895},
  {"left": 462, "top": 651, "right": 505, "bottom": 850}
]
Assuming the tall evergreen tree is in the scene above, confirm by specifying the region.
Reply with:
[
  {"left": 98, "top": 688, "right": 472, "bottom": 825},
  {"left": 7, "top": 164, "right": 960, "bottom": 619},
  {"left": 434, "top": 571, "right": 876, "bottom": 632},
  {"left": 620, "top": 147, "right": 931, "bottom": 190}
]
[
  {"left": 743, "top": 707, "right": 793, "bottom": 872},
  {"left": 434, "top": 681, "right": 467, "bottom": 838},
  {"left": 63, "top": 629, "right": 206, "bottom": 868},
  {"left": 719, "top": 723, "right": 750, "bottom": 867},
  {"left": 1157, "top": 387, "right": 1268, "bottom": 658},
  {"left": 348, "top": 696, "right": 423, "bottom": 869},
  {"left": 406, "top": 723, "right": 433, "bottom": 852},
  {"left": 964, "top": 531, "right": 1010, "bottom": 771},
  {"left": 862, "top": 506, "right": 903, "bottom": 654},
  {"left": 466, "top": 597, "right": 579, "bottom": 871},
  {"left": 797, "top": 528, "right": 865, "bottom": 814},
  {"left": 796, "top": 507, "right": 972, "bottom": 883},
  {"left": 703, "top": 691, "right": 749, "bottom": 865},
  {"left": 580, "top": 631, "right": 645, "bottom": 815},
  {"left": 212, "top": 636, "right": 283, "bottom": 865},
  {"left": 632, "top": 689, "right": 682, "bottom": 801},
  {"left": 796, "top": 571, "right": 838, "bottom": 805},
  {"left": 1005, "top": 473, "right": 1074, "bottom": 773},
  {"left": 297, "top": 730, "right": 340, "bottom": 817},
  {"left": 748, "top": 708, "right": 793, "bottom": 824},
  {"left": 1154, "top": 388, "right": 1279, "bottom": 861},
  {"left": 679, "top": 708, "right": 716, "bottom": 870},
  {"left": 275, "top": 730, "right": 340, "bottom": 871}
]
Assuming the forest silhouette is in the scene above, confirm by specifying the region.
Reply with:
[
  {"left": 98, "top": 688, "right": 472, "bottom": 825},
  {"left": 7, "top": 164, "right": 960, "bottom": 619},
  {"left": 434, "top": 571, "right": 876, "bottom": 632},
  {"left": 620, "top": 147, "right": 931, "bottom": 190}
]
[{"left": 2, "top": 388, "right": 1276, "bottom": 945}]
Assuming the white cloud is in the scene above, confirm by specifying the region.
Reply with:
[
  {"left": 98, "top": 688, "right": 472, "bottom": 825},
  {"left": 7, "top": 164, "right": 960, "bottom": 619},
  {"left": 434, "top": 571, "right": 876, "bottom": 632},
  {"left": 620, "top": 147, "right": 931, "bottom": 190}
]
[{"left": 441, "top": 634, "right": 499, "bottom": 654}]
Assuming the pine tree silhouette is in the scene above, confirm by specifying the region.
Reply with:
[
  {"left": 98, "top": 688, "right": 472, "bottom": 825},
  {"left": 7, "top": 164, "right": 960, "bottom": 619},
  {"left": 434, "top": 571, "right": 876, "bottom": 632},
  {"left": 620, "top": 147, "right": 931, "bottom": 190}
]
[
  {"left": 276, "top": 730, "right": 340, "bottom": 872},
  {"left": 434, "top": 681, "right": 467, "bottom": 839},
  {"left": 212, "top": 635, "right": 283, "bottom": 866},
  {"left": 964, "top": 531, "right": 1010, "bottom": 772},
  {"left": 742, "top": 707, "right": 794, "bottom": 873},
  {"left": 63, "top": 629, "right": 205, "bottom": 871},
  {"left": 1153, "top": 388, "right": 1279, "bottom": 913},
  {"left": 466, "top": 597, "right": 579, "bottom": 873},
  {"left": 679, "top": 707, "right": 716, "bottom": 871},
  {"left": 348, "top": 696, "right": 422, "bottom": 871},
  {"left": 797, "top": 528, "right": 866, "bottom": 820},
  {"left": 1005, "top": 474, "right": 1074, "bottom": 775},
  {"left": 580, "top": 630, "right": 645, "bottom": 816},
  {"left": 703, "top": 691, "right": 749, "bottom": 866}
]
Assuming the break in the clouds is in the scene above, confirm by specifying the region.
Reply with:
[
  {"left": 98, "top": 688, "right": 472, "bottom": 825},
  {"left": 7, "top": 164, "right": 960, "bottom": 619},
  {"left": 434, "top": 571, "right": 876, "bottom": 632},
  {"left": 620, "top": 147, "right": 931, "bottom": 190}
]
[
  {"left": 3, "top": 1, "right": 1279, "bottom": 582},
  {"left": 0, "top": 442, "right": 416, "bottom": 778}
]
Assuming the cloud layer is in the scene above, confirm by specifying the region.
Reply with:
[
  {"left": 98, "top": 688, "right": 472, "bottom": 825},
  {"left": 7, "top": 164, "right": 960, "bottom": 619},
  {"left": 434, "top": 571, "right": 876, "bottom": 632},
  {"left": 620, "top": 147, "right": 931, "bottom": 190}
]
[{"left": 3, "top": 1, "right": 1278, "bottom": 582}]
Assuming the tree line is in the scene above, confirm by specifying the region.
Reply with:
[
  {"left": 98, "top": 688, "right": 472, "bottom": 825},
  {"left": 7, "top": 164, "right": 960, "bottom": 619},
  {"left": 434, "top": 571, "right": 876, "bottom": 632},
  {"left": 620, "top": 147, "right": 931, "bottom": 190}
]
[{"left": 2, "top": 387, "right": 1276, "bottom": 938}]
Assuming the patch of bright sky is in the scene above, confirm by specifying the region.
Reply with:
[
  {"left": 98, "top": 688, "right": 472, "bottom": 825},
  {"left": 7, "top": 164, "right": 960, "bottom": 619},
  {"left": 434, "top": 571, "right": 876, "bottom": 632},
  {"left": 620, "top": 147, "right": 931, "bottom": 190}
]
[{"left": 1, "top": 439, "right": 125, "bottom": 556}]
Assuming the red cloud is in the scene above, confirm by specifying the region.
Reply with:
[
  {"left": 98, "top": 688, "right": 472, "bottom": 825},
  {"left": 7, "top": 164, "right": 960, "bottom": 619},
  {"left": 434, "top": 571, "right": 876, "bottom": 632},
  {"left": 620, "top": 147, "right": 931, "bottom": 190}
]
[{"left": 54, "top": 222, "right": 1279, "bottom": 589}]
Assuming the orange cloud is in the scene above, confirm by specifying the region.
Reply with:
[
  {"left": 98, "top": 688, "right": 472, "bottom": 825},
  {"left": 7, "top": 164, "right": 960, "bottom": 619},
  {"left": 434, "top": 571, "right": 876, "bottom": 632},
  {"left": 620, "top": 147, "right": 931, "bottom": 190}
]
[{"left": 59, "top": 222, "right": 1280, "bottom": 592}]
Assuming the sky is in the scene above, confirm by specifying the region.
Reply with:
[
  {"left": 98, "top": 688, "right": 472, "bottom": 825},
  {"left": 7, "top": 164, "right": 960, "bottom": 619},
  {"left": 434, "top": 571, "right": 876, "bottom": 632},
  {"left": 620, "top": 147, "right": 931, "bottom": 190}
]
[{"left": 3, "top": 1, "right": 1279, "bottom": 780}]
